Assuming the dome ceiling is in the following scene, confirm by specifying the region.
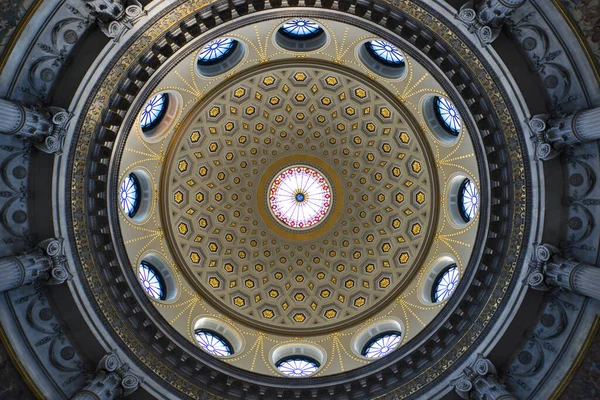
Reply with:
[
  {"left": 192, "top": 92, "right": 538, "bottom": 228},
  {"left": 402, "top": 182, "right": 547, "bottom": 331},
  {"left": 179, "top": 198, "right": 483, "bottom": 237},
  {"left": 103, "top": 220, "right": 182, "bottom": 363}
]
[{"left": 115, "top": 17, "right": 481, "bottom": 375}]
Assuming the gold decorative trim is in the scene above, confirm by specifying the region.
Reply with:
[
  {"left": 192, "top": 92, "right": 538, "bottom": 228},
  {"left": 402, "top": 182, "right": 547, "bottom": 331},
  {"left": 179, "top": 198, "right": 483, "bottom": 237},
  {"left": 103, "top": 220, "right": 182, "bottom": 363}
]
[
  {"left": 0, "top": 320, "right": 45, "bottom": 400},
  {"left": 550, "top": 315, "right": 600, "bottom": 400},
  {"left": 552, "top": 0, "right": 600, "bottom": 86},
  {"left": 0, "top": 0, "right": 44, "bottom": 75}
]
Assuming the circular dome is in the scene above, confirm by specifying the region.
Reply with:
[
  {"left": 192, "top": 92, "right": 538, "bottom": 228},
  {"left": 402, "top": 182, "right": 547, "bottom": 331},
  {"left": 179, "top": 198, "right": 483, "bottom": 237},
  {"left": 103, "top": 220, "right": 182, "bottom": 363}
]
[
  {"left": 267, "top": 165, "right": 332, "bottom": 230},
  {"left": 57, "top": 4, "right": 537, "bottom": 398}
]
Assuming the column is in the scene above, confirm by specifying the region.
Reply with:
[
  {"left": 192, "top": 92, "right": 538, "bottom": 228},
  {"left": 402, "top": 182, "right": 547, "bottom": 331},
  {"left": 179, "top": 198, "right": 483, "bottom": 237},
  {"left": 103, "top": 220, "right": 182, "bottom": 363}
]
[
  {"left": 529, "top": 107, "right": 600, "bottom": 160},
  {"left": 458, "top": 0, "right": 527, "bottom": 45},
  {"left": 82, "top": 0, "right": 145, "bottom": 41},
  {"left": 71, "top": 352, "right": 140, "bottom": 400},
  {"left": 452, "top": 354, "right": 517, "bottom": 400},
  {"left": 0, "top": 238, "right": 69, "bottom": 292},
  {"left": 0, "top": 98, "right": 69, "bottom": 154},
  {"left": 528, "top": 244, "right": 600, "bottom": 301}
]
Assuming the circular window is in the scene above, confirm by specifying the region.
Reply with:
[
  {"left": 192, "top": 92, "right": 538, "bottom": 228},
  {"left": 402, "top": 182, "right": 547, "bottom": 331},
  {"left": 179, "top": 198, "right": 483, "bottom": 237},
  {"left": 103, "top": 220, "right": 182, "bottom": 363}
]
[
  {"left": 118, "top": 169, "right": 153, "bottom": 223},
  {"left": 138, "top": 91, "right": 181, "bottom": 142},
  {"left": 140, "top": 93, "right": 169, "bottom": 132},
  {"left": 194, "top": 329, "right": 234, "bottom": 357},
  {"left": 138, "top": 261, "right": 166, "bottom": 301},
  {"left": 362, "top": 332, "right": 402, "bottom": 359},
  {"left": 458, "top": 179, "right": 479, "bottom": 223},
  {"left": 434, "top": 96, "right": 461, "bottom": 135},
  {"left": 359, "top": 39, "right": 406, "bottom": 78},
  {"left": 276, "top": 356, "right": 320, "bottom": 377},
  {"left": 431, "top": 264, "right": 459, "bottom": 303},
  {"left": 423, "top": 95, "right": 462, "bottom": 143},
  {"left": 268, "top": 165, "right": 332, "bottom": 230},
  {"left": 119, "top": 173, "right": 141, "bottom": 218},
  {"left": 276, "top": 19, "right": 327, "bottom": 51},
  {"left": 197, "top": 38, "right": 244, "bottom": 76}
]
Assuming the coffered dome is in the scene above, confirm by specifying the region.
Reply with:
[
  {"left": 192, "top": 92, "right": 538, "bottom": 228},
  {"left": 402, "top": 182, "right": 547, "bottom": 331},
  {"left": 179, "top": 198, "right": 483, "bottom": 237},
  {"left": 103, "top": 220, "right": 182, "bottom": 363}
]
[{"left": 0, "top": 0, "right": 599, "bottom": 399}]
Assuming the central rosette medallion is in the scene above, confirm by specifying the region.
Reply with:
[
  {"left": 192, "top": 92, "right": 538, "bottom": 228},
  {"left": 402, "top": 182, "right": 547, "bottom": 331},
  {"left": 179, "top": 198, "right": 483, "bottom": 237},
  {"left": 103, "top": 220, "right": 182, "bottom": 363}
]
[{"left": 268, "top": 165, "right": 332, "bottom": 230}]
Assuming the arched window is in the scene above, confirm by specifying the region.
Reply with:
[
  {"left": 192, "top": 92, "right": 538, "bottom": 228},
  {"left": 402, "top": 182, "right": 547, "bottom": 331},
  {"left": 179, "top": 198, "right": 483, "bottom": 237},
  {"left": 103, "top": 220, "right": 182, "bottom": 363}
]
[
  {"left": 138, "top": 262, "right": 166, "bottom": 301},
  {"left": 361, "top": 332, "right": 402, "bottom": 359},
  {"left": 280, "top": 19, "right": 323, "bottom": 38},
  {"left": 434, "top": 96, "right": 461, "bottom": 135},
  {"left": 458, "top": 179, "right": 479, "bottom": 222},
  {"left": 119, "top": 173, "right": 141, "bottom": 218},
  {"left": 195, "top": 329, "right": 234, "bottom": 357},
  {"left": 276, "top": 356, "right": 320, "bottom": 377},
  {"left": 197, "top": 38, "right": 237, "bottom": 65},
  {"left": 140, "top": 93, "right": 169, "bottom": 132},
  {"left": 365, "top": 40, "right": 405, "bottom": 66},
  {"left": 431, "top": 264, "right": 459, "bottom": 303}
]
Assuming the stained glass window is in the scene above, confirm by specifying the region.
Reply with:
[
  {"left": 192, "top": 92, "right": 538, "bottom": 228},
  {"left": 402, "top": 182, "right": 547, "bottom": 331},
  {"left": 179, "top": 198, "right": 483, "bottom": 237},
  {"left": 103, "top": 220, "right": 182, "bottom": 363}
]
[
  {"left": 268, "top": 165, "right": 332, "bottom": 230},
  {"left": 195, "top": 329, "right": 233, "bottom": 356},
  {"left": 119, "top": 173, "right": 141, "bottom": 218},
  {"left": 276, "top": 357, "right": 320, "bottom": 377},
  {"left": 434, "top": 96, "right": 461, "bottom": 134},
  {"left": 140, "top": 93, "right": 168, "bottom": 132},
  {"left": 197, "top": 38, "right": 237, "bottom": 65},
  {"left": 432, "top": 264, "right": 459, "bottom": 303},
  {"left": 362, "top": 332, "right": 402, "bottom": 359},
  {"left": 365, "top": 40, "right": 405, "bottom": 66},
  {"left": 138, "top": 262, "right": 166, "bottom": 301},
  {"left": 280, "top": 19, "right": 323, "bottom": 38},
  {"left": 458, "top": 179, "right": 479, "bottom": 222}
]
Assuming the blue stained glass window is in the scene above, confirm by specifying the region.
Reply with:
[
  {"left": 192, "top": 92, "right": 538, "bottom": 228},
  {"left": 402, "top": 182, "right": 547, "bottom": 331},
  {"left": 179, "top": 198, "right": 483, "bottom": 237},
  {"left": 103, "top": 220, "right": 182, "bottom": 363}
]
[
  {"left": 140, "top": 93, "right": 169, "bottom": 132},
  {"left": 138, "top": 262, "right": 166, "bottom": 301},
  {"left": 362, "top": 332, "right": 402, "bottom": 359},
  {"left": 365, "top": 40, "right": 405, "bottom": 66},
  {"left": 434, "top": 96, "right": 461, "bottom": 134},
  {"left": 431, "top": 264, "right": 459, "bottom": 303},
  {"left": 195, "top": 330, "right": 233, "bottom": 357},
  {"left": 276, "top": 356, "right": 320, "bottom": 377},
  {"left": 197, "top": 38, "right": 237, "bottom": 65},
  {"left": 459, "top": 179, "right": 479, "bottom": 222},
  {"left": 280, "top": 19, "right": 323, "bottom": 38},
  {"left": 119, "top": 173, "right": 141, "bottom": 218}
]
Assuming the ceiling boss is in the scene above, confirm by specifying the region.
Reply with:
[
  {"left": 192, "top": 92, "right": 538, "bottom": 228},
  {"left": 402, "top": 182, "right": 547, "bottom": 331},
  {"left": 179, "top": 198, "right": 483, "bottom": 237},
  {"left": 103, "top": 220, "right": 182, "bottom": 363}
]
[{"left": 115, "top": 16, "right": 481, "bottom": 378}]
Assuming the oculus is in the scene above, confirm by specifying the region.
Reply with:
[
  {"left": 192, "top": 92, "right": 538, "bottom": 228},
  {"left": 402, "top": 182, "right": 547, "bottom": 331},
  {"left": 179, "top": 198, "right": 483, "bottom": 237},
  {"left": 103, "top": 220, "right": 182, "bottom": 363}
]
[
  {"left": 268, "top": 165, "right": 332, "bottom": 230},
  {"left": 431, "top": 264, "right": 459, "bottom": 303},
  {"left": 434, "top": 96, "right": 461, "bottom": 135},
  {"left": 276, "top": 356, "right": 320, "bottom": 377},
  {"left": 119, "top": 173, "right": 141, "bottom": 218},
  {"left": 458, "top": 179, "right": 479, "bottom": 222},
  {"left": 197, "top": 38, "right": 237, "bottom": 65},
  {"left": 194, "top": 329, "right": 234, "bottom": 357},
  {"left": 365, "top": 40, "right": 405, "bottom": 66},
  {"left": 140, "top": 93, "right": 169, "bottom": 132},
  {"left": 280, "top": 19, "right": 323, "bottom": 38},
  {"left": 138, "top": 262, "right": 166, "bottom": 301},
  {"left": 361, "top": 332, "right": 402, "bottom": 359}
]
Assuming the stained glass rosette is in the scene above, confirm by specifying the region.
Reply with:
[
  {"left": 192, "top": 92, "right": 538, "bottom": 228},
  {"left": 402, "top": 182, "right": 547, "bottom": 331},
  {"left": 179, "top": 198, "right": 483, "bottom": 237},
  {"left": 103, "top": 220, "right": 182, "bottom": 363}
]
[{"left": 268, "top": 166, "right": 332, "bottom": 230}]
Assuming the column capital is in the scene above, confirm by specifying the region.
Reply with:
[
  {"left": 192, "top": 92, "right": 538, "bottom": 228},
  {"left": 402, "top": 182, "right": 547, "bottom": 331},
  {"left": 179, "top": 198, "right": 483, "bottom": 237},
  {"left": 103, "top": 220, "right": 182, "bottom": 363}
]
[
  {"left": 72, "top": 351, "right": 141, "bottom": 399},
  {"left": 82, "top": 0, "right": 146, "bottom": 42},
  {"left": 452, "top": 354, "right": 517, "bottom": 400},
  {"left": 457, "top": 0, "right": 527, "bottom": 45},
  {"left": 529, "top": 107, "right": 600, "bottom": 160},
  {"left": 36, "top": 238, "right": 70, "bottom": 286}
]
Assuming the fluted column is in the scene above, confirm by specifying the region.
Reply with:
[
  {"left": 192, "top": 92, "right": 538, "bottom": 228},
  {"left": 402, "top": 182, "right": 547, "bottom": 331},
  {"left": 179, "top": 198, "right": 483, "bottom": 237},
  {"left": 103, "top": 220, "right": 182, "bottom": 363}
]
[
  {"left": 0, "top": 238, "right": 69, "bottom": 292},
  {"left": 458, "top": 0, "right": 527, "bottom": 45},
  {"left": 528, "top": 244, "right": 600, "bottom": 301},
  {"left": 452, "top": 354, "right": 517, "bottom": 400},
  {"left": 0, "top": 98, "right": 69, "bottom": 154},
  {"left": 71, "top": 352, "right": 140, "bottom": 400},
  {"left": 529, "top": 107, "right": 600, "bottom": 160},
  {"left": 82, "top": 0, "right": 145, "bottom": 41}
]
